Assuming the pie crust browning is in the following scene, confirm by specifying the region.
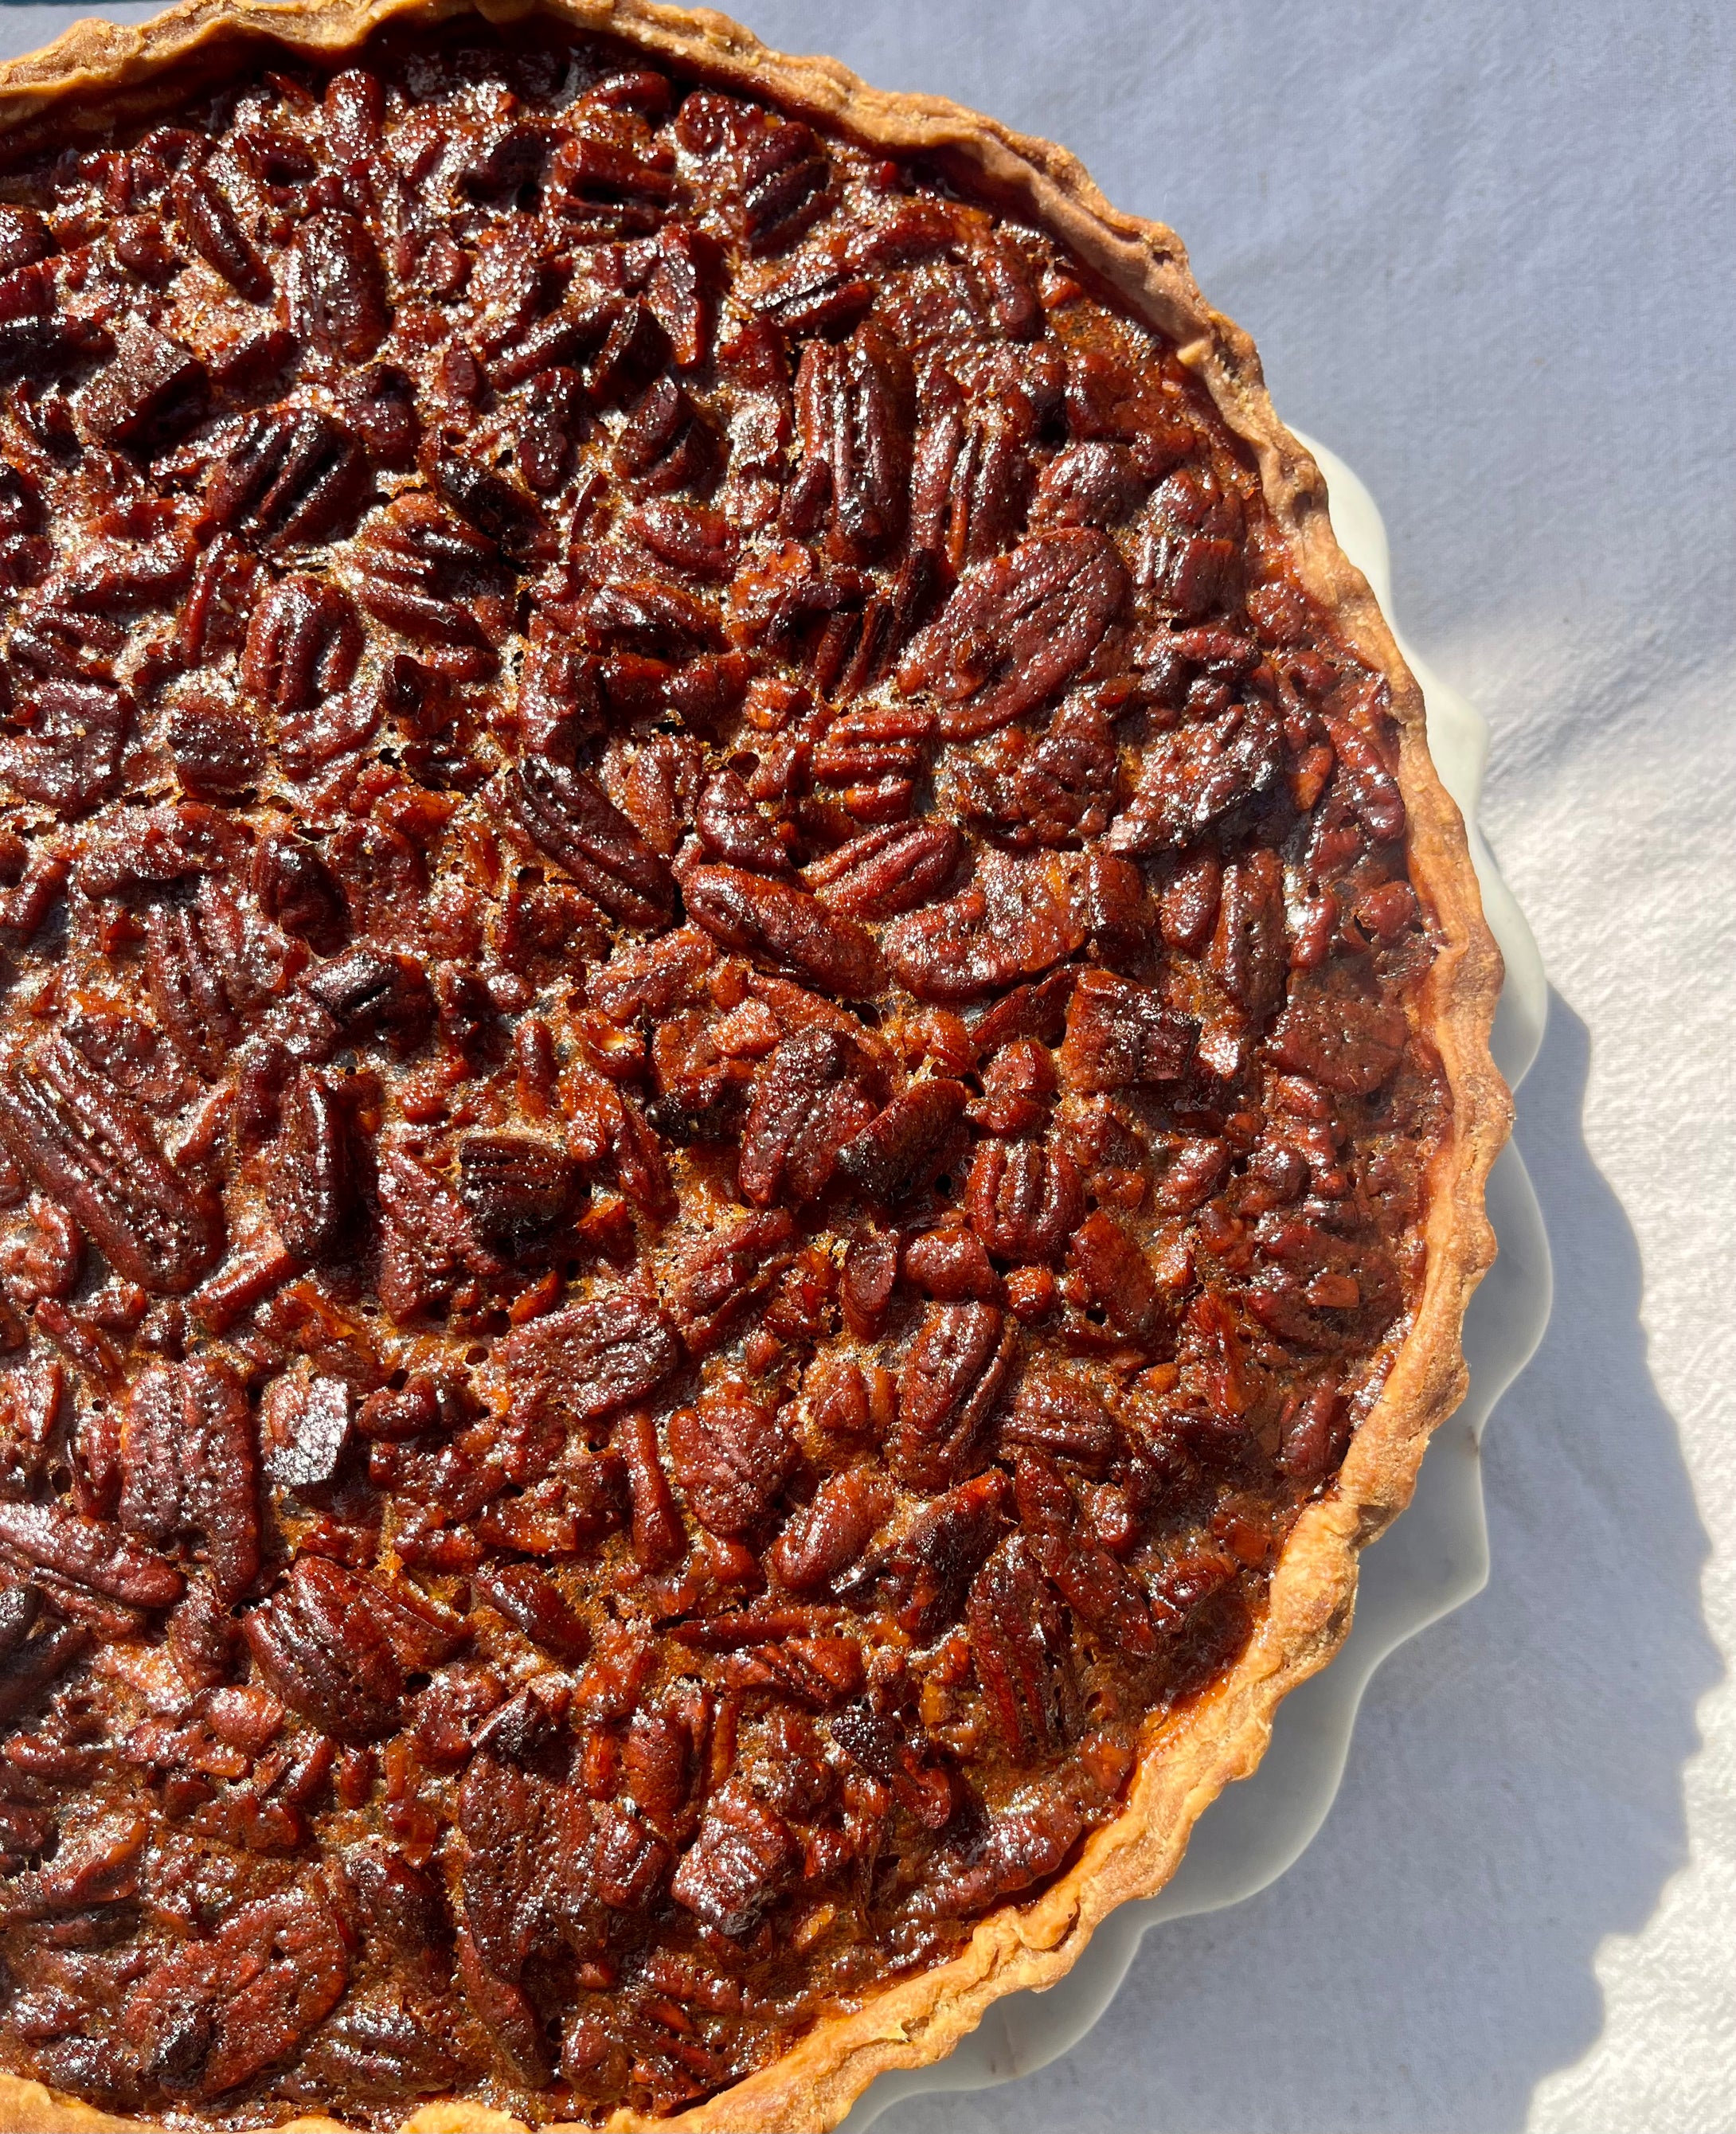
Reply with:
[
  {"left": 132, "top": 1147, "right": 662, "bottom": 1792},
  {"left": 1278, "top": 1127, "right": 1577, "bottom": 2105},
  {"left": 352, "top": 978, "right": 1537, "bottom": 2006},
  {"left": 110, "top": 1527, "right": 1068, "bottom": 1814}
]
[{"left": 0, "top": 3, "right": 1510, "bottom": 2128}]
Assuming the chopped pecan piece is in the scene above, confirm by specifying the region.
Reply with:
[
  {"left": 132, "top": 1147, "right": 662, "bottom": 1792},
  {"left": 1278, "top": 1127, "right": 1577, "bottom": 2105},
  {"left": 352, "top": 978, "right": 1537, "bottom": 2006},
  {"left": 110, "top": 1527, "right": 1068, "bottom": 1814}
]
[
  {"left": 677, "top": 91, "right": 833, "bottom": 253},
  {"left": 958, "top": 696, "right": 1120, "bottom": 849},
  {"left": 141, "top": 901, "right": 234, "bottom": 1081},
  {"left": 294, "top": 1986, "right": 461, "bottom": 2105},
  {"left": 305, "top": 949, "right": 432, "bottom": 1052},
  {"left": 1060, "top": 969, "right": 1194, "bottom": 1092},
  {"left": 0, "top": 1616, "right": 86, "bottom": 1723},
  {"left": 1013, "top": 1448, "right": 1155, "bottom": 1655},
  {"left": 457, "top": 1922, "right": 554, "bottom": 2086},
  {"left": 1109, "top": 698, "right": 1285, "bottom": 853},
  {"left": 1277, "top": 1374, "right": 1350, "bottom": 1481},
  {"left": 1138, "top": 464, "right": 1245, "bottom": 619},
  {"left": 659, "top": 1206, "right": 796, "bottom": 1355},
  {"left": 475, "top": 1561, "right": 592, "bottom": 1661},
  {"left": 431, "top": 452, "right": 549, "bottom": 562},
  {"left": 459, "top": 1755, "right": 588, "bottom": 1978},
  {"left": 836, "top": 1078, "right": 968, "bottom": 1206},
  {"left": 1031, "top": 440, "right": 1151, "bottom": 529},
  {"left": 829, "top": 1702, "right": 955, "bottom": 1828},
  {"left": 1066, "top": 1210, "right": 1178, "bottom": 1349},
  {"left": 839, "top": 1229, "right": 899, "bottom": 1339},
  {"left": 0, "top": 681, "right": 129, "bottom": 812},
  {"left": 671, "top": 1786, "right": 798, "bottom": 1934},
  {"left": 1269, "top": 990, "right": 1408, "bottom": 1094},
  {"left": 260, "top": 1373, "right": 352, "bottom": 1491},
  {"left": 251, "top": 831, "right": 348, "bottom": 952},
  {"left": 904, "top": 1224, "right": 1000, "bottom": 1301},
  {"left": 77, "top": 322, "right": 208, "bottom": 450},
  {"left": 694, "top": 763, "right": 793, "bottom": 875}
]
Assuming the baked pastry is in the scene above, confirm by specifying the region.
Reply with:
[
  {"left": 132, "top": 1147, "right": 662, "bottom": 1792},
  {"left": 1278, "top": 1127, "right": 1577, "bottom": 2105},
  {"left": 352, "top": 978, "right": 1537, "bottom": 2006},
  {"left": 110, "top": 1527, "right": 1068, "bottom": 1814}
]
[{"left": 0, "top": 2, "right": 1507, "bottom": 2128}]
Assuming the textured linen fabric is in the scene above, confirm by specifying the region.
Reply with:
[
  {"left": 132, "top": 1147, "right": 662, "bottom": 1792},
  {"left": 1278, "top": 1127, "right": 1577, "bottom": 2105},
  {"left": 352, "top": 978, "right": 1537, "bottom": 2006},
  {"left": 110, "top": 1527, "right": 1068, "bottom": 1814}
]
[{"left": 0, "top": 3, "right": 1730, "bottom": 2128}]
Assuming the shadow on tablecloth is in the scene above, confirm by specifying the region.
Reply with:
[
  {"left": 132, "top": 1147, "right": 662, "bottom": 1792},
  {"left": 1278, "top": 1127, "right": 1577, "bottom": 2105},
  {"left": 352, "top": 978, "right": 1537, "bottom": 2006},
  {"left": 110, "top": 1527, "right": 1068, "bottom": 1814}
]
[{"left": 874, "top": 991, "right": 1719, "bottom": 2132}]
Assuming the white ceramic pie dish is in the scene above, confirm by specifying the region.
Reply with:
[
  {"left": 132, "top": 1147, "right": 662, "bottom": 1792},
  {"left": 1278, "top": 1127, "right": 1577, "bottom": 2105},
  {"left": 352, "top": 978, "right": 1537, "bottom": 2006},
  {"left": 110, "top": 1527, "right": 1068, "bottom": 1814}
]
[{"left": 840, "top": 435, "right": 1553, "bottom": 2128}]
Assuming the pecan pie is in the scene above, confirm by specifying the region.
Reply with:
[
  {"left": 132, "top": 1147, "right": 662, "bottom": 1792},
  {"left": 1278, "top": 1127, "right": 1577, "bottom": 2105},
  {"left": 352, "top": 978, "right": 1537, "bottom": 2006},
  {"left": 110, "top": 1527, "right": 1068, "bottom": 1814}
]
[{"left": 0, "top": 3, "right": 1507, "bottom": 2127}]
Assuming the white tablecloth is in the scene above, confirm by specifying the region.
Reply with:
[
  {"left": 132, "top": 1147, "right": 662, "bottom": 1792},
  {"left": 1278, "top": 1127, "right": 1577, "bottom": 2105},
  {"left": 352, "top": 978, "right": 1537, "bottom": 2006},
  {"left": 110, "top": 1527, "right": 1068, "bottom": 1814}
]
[{"left": 2, "top": 2, "right": 1731, "bottom": 2126}]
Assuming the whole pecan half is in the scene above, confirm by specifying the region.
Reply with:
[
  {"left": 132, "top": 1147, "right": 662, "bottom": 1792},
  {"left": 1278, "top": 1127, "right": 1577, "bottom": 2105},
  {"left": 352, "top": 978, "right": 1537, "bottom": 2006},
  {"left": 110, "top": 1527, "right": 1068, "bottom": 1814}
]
[
  {"left": 119, "top": 1358, "right": 258, "bottom": 1602},
  {"left": 508, "top": 760, "right": 674, "bottom": 929},
  {"left": 0, "top": 1040, "right": 221, "bottom": 1293},
  {"left": 892, "top": 1301, "right": 1018, "bottom": 1490},
  {"left": 682, "top": 864, "right": 881, "bottom": 998},
  {"left": 897, "top": 529, "right": 1128, "bottom": 737}
]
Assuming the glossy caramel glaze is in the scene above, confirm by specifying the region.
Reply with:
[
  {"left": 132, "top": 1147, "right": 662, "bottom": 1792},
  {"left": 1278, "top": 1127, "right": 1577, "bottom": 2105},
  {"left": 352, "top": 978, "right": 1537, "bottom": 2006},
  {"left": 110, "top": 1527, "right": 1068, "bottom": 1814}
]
[{"left": 0, "top": 18, "right": 1446, "bottom": 2124}]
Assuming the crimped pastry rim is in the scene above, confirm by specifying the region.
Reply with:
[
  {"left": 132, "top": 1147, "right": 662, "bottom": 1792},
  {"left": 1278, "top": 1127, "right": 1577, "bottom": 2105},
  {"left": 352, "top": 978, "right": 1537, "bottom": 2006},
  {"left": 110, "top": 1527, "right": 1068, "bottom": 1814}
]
[{"left": 0, "top": 3, "right": 1513, "bottom": 2128}]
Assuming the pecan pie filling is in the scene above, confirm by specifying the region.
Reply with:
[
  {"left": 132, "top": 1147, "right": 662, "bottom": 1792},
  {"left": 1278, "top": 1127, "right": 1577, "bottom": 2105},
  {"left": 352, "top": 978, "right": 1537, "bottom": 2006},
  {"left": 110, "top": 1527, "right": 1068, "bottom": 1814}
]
[{"left": 0, "top": 19, "right": 1449, "bottom": 2126}]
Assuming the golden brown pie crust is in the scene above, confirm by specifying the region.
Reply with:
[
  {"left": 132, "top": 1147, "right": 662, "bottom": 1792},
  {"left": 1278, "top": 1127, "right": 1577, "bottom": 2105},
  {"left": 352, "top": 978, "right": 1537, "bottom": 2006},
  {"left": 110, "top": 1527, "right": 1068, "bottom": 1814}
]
[{"left": 0, "top": 2, "right": 1511, "bottom": 2127}]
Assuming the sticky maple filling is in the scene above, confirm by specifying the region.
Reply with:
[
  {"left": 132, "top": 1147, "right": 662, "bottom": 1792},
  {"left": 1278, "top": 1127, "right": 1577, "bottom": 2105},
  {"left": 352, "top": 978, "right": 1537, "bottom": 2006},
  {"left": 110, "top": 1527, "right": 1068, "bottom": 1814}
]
[{"left": 0, "top": 14, "right": 1449, "bottom": 2127}]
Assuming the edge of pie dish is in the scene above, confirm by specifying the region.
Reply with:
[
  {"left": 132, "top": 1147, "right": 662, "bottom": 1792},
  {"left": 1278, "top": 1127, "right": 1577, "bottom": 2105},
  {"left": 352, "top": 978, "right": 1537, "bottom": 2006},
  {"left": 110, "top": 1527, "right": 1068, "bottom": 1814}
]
[{"left": 0, "top": 3, "right": 1514, "bottom": 2128}]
